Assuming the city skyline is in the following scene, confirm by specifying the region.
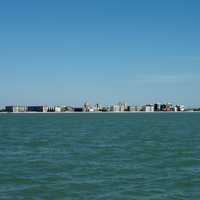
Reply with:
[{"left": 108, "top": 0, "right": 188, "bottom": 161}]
[
  {"left": 2, "top": 102, "right": 187, "bottom": 113},
  {"left": 1, "top": 0, "right": 200, "bottom": 107}
]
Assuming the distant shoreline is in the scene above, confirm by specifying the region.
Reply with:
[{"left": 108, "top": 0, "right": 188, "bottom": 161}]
[{"left": 0, "top": 111, "right": 198, "bottom": 114}]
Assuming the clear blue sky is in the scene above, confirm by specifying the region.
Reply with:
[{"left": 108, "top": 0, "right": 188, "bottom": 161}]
[{"left": 1, "top": 0, "right": 200, "bottom": 106}]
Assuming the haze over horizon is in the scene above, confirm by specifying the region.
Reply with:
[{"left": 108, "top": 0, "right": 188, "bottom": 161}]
[{"left": 1, "top": 0, "right": 200, "bottom": 107}]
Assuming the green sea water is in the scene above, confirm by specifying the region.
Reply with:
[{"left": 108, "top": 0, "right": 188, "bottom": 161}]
[{"left": 0, "top": 113, "right": 200, "bottom": 200}]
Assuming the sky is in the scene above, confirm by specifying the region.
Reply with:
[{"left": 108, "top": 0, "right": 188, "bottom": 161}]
[{"left": 0, "top": 0, "right": 200, "bottom": 107}]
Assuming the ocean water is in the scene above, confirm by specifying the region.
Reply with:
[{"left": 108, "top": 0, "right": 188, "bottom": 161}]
[{"left": 0, "top": 113, "right": 200, "bottom": 200}]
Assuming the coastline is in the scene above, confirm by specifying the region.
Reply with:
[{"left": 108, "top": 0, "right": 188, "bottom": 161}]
[{"left": 0, "top": 111, "right": 198, "bottom": 114}]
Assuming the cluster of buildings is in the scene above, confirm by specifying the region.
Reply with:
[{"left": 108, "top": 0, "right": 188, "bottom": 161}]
[
  {"left": 4, "top": 105, "right": 70, "bottom": 113},
  {"left": 0, "top": 102, "right": 186, "bottom": 113},
  {"left": 81, "top": 102, "right": 185, "bottom": 112}
]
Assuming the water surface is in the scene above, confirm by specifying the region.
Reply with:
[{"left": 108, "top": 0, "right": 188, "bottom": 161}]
[{"left": 0, "top": 113, "right": 200, "bottom": 199}]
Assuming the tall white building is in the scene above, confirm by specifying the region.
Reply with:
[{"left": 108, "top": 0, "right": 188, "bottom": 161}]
[
  {"left": 145, "top": 104, "right": 154, "bottom": 112},
  {"left": 110, "top": 105, "right": 120, "bottom": 112}
]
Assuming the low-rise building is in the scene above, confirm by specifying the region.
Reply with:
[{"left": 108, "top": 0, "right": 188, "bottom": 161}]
[
  {"left": 5, "top": 105, "right": 27, "bottom": 112},
  {"left": 27, "top": 106, "right": 48, "bottom": 112},
  {"left": 110, "top": 105, "right": 120, "bottom": 112},
  {"left": 47, "top": 106, "right": 55, "bottom": 112},
  {"left": 127, "top": 106, "right": 136, "bottom": 112},
  {"left": 94, "top": 104, "right": 101, "bottom": 112},
  {"left": 63, "top": 106, "right": 74, "bottom": 112},
  {"left": 83, "top": 102, "right": 93, "bottom": 112},
  {"left": 176, "top": 105, "right": 185, "bottom": 112},
  {"left": 99, "top": 106, "right": 110, "bottom": 112},
  {"left": 55, "top": 106, "right": 62, "bottom": 112},
  {"left": 74, "top": 107, "right": 83, "bottom": 112},
  {"left": 154, "top": 103, "right": 161, "bottom": 111},
  {"left": 165, "top": 103, "right": 173, "bottom": 112},
  {"left": 144, "top": 104, "right": 154, "bottom": 112},
  {"left": 110, "top": 102, "right": 128, "bottom": 112}
]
